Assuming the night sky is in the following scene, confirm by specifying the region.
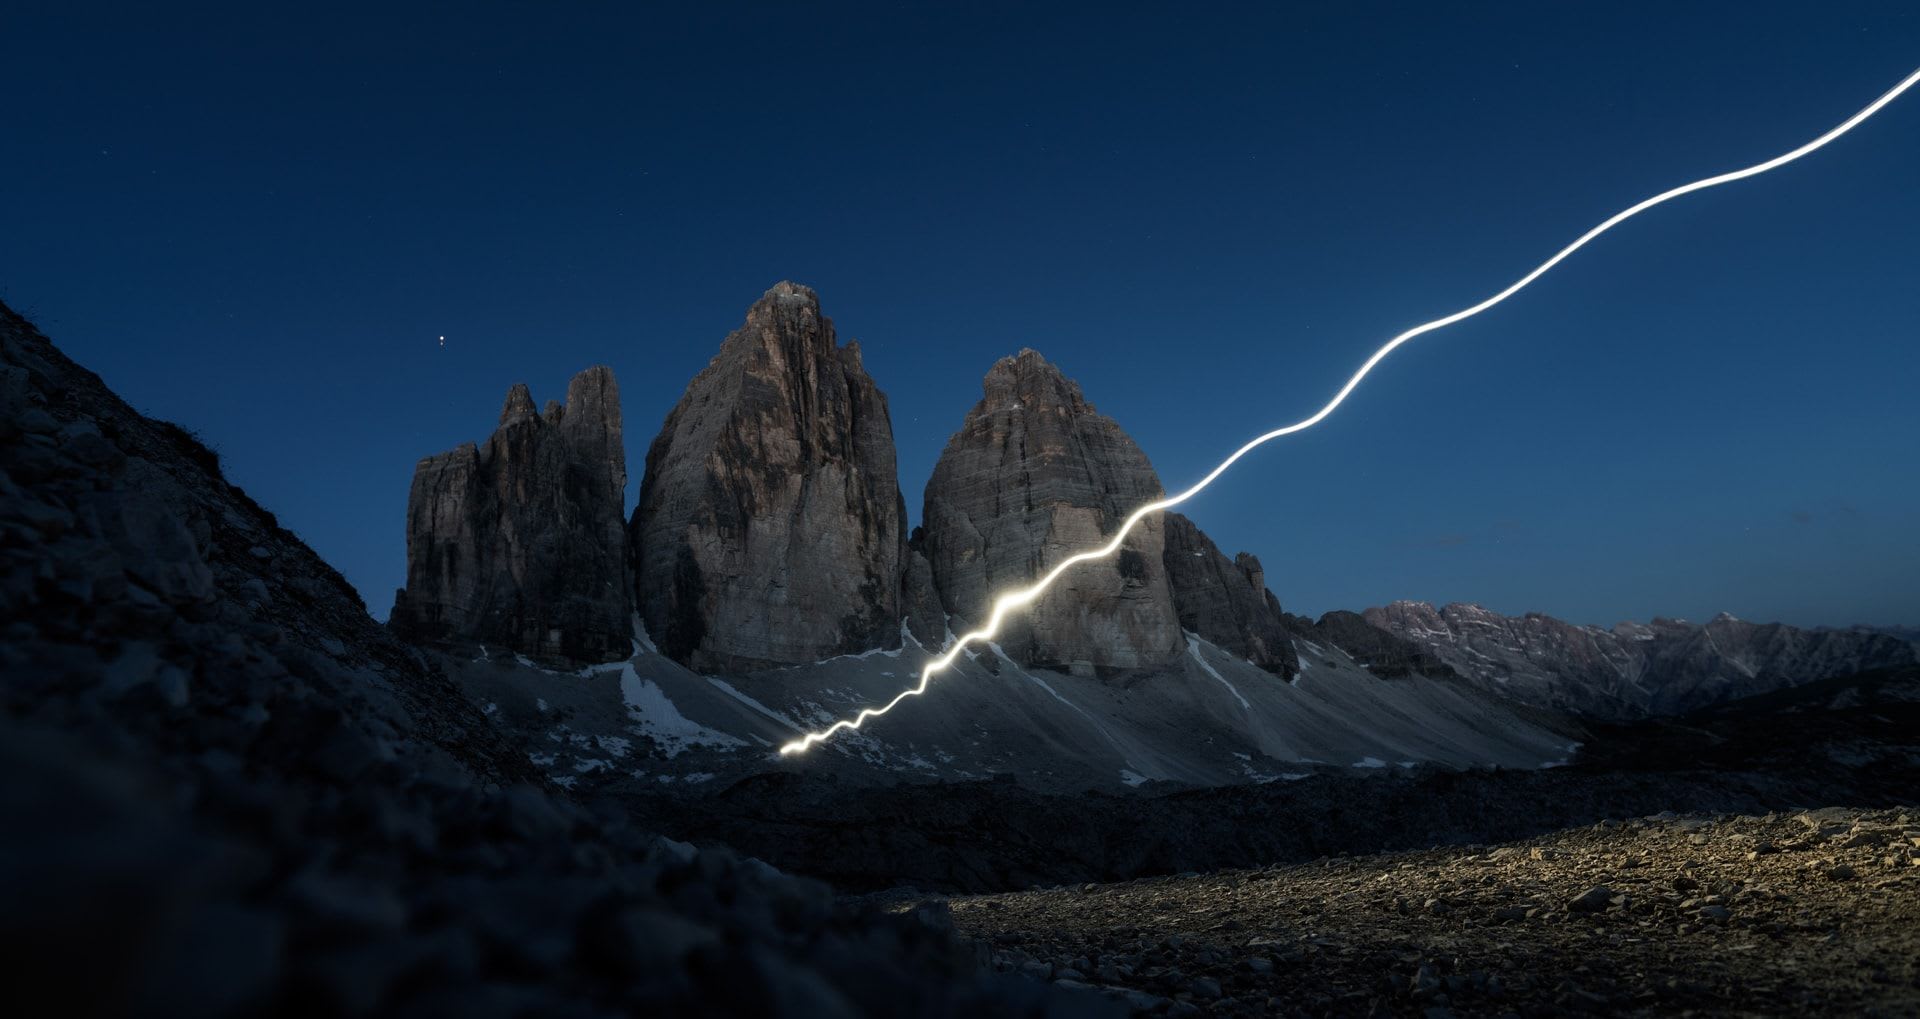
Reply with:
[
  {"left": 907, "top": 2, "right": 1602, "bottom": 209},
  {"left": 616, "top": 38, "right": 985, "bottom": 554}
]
[{"left": 5, "top": 2, "right": 1916, "bottom": 629}]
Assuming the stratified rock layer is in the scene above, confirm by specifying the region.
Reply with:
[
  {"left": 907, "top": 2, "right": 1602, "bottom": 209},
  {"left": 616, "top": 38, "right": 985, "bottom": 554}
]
[
  {"left": 631, "top": 282, "right": 908, "bottom": 672},
  {"left": 1363, "top": 600, "right": 1920, "bottom": 718},
  {"left": 1162, "top": 513, "right": 1297, "bottom": 677},
  {"left": 390, "top": 367, "right": 630, "bottom": 665},
  {"left": 923, "top": 349, "right": 1290, "bottom": 677},
  {"left": 921, "top": 350, "right": 1178, "bottom": 675}
]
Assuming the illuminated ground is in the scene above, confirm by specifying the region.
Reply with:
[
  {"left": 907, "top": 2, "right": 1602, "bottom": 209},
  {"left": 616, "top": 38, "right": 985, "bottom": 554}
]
[{"left": 942, "top": 809, "right": 1920, "bottom": 1017}]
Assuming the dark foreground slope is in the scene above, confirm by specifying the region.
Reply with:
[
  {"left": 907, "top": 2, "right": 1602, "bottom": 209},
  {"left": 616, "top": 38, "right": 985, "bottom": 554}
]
[
  {"left": 0, "top": 303, "right": 1102, "bottom": 1018},
  {"left": 627, "top": 666, "right": 1920, "bottom": 895}
]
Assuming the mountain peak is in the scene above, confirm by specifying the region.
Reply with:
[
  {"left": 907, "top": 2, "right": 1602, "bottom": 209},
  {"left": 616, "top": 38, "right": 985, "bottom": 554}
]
[
  {"left": 981, "top": 348, "right": 1096, "bottom": 415},
  {"left": 758, "top": 279, "right": 819, "bottom": 307},
  {"left": 499, "top": 382, "right": 537, "bottom": 426},
  {"left": 393, "top": 369, "right": 631, "bottom": 665},
  {"left": 631, "top": 284, "right": 915, "bottom": 671}
]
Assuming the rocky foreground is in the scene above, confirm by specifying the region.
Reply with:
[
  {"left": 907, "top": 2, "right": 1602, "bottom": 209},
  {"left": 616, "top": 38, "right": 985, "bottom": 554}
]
[
  {"left": 0, "top": 300, "right": 1107, "bottom": 1017},
  {"left": 940, "top": 808, "right": 1920, "bottom": 1017}
]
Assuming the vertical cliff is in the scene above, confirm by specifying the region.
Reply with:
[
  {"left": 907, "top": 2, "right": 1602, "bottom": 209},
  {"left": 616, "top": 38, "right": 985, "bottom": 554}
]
[
  {"left": 389, "top": 366, "right": 631, "bottom": 665},
  {"left": 630, "top": 282, "right": 909, "bottom": 672},
  {"left": 919, "top": 350, "right": 1181, "bottom": 675},
  {"left": 1162, "top": 512, "right": 1298, "bottom": 677}
]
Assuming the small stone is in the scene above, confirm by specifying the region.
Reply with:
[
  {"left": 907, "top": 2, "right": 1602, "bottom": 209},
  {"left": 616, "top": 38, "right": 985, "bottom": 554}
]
[
  {"left": 1827, "top": 864, "right": 1856, "bottom": 881},
  {"left": 1568, "top": 886, "right": 1615, "bottom": 913}
]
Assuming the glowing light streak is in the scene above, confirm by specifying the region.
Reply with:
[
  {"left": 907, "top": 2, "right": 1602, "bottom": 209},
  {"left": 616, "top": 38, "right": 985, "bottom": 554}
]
[{"left": 778, "top": 66, "right": 1920, "bottom": 756}]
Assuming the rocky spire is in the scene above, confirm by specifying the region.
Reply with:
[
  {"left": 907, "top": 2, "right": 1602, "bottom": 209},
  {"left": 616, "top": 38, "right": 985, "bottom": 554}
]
[
  {"left": 920, "top": 349, "right": 1296, "bottom": 678},
  {"left": 630, "top": 282, "right": 913, "bottom": 672},
  {"left": 920, "top": 350, "right": 1182, "bottom": 675},
  {"left": 1162, "top": 512, "right": 1298, "bottom": 677},
  {"left": 389, "top": 365, "right": 631, "bottom": 665}
]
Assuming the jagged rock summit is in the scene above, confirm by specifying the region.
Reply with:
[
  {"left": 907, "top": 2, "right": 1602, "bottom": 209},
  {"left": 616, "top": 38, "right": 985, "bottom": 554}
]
[
  {"left": 1363, "top": 600, "right": 1920, "bottom": 718},
  {"left": 921, "top": 348, "right": 1294, "bottom": 677},
  {"left": 631, "top": 282, "right": 916, "bottom": 672},
  {"left": 389, "top": 366, "right": 631, "bottom": 666},
  {"left": 1163, "top": 513, "right": 1297, "bottom": 676}
]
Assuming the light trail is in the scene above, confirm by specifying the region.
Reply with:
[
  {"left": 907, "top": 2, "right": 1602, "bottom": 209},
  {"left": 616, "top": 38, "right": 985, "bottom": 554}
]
[{"left": 779, "top": 65, "right": 1920, "bottom": 757}]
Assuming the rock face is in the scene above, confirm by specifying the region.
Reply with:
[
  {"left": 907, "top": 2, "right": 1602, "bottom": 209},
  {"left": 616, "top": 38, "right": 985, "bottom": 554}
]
[
  {"left": 1162, "top": 513, "right": 1296, "bottom": 676},
  {"left": 1363, "top": 600, "right": 1920, "bottom": 718},
  {"left": 900, "top": 534, "right": 947, "bottom": 649},
  {"left": 921, "top": 350, "right": 1180, "bottom": 675},
  {"left": 389, "top": 367, "right": 630, "bottom": 666},
  {"left": 631, "top": 282, "right": 910, "bottom": 672},
  {"left": 922, "top": 349, "right": 1292, "bottom": 678},
  {"left": 1283, "top": 610, "right": 1459, "bottom": 680}
]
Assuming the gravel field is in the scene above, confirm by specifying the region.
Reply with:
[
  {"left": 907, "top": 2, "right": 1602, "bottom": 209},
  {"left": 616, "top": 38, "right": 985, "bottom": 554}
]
[{"left": 945, "top": 808, "right": 1920, "bottom": 1017}]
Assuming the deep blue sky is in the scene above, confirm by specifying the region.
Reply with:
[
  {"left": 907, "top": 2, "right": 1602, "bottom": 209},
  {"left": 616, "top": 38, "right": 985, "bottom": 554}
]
[{"left": 5, "top": 2, "right": 1916, "bottom": 629}]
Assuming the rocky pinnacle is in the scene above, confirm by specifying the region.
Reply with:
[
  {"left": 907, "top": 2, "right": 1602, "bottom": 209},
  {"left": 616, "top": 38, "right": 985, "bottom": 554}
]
[
  {"left": 921, "top": 348, "right": 1292, "bottom": 678},
  {"left": 389, "top": 366, "right": 632, "bottom": 665},
  {"left": 630, "top": 282, "right": 914, "bottom": 672}
]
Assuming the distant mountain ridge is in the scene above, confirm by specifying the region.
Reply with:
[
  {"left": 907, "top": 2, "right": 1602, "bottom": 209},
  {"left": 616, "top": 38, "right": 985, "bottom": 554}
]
[{"left": 1362, "top": 600, "right": 1917, "bottom": 719}]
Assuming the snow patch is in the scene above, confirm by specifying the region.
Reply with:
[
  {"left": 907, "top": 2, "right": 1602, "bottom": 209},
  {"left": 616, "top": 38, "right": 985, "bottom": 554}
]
[
  {"left": 1186, "top": 634, "right": 1250, "bottom": 710},
  {"left": 705, "top": 677, "right": 798, "bottom": 728},
  {"left": 1119, "top": 769, "right": 1149, "bottom": 787},
  {"left": 617, "top": 664, "right": 745, "bottom": 757},
  {"left": 789, "top": 633, "right": 908, "bottom": 668},
  {"left": 1352, "top": 756, "right": 1388, "bottom": 769}
]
